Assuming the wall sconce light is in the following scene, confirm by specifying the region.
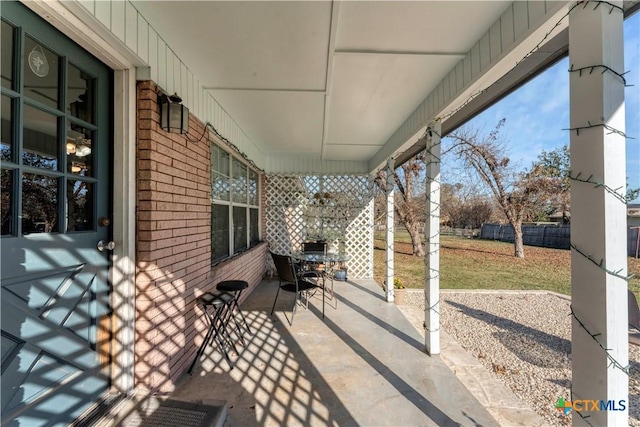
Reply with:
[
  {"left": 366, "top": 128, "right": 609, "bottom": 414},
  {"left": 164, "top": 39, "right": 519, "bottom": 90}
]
[{"left": 159, "top": 92, "right": 189, "bottom": 134}]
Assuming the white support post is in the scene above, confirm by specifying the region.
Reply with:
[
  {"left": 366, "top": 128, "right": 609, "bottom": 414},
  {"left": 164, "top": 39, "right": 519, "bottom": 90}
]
[
  {"left": 386, "top": 157, "right": 395, "bottom": 302},
  {"left": 569, "top": 3, "right": 628, "bottom": 426},
  {"left": 425, "top": 121, "right": 441, "bottom": 355}
]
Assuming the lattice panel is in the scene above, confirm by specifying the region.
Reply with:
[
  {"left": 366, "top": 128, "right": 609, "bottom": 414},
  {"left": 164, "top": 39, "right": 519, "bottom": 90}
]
[{"left": 265, "top": 174, "right": 374, "bottom": 279}]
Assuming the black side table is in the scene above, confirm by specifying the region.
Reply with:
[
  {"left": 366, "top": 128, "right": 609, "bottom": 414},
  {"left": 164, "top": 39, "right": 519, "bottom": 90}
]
[{"left": 216, "top": 280, "right": 252, "bottom": 341}]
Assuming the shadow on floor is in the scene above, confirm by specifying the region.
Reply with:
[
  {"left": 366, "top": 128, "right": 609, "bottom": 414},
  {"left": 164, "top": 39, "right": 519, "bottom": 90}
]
[{"left": 169, "top": 279, "right": 499, "bottom": 427}]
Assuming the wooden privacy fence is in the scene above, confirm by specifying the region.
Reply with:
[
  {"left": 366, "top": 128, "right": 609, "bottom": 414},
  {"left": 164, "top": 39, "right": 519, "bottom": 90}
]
[{"left": 480, "top": 223, "right": 640, "bottom": 258}]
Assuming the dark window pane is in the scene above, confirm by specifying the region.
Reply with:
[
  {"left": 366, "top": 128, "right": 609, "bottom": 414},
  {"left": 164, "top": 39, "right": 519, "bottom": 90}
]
[
  {"left": 1, "top": 21, "right": 14, "bottom": 90},
  {"left": 1, "top": 169, "right": 13, "bottom": 235},
  {"left": 22, "top": 173, "right": 58, "bottom": 234},
  {"left": 24, "top": 36, "right": 59, "bottom": 109},
  {"left": 23, "top": 104, "right": 58, "bottom": 170},
  {"left": 232, "top": 159, "right": 247, "bottom": 204},
  {"left": 233, "top": 206, "right": 247, "bottom": 253},
  {"left": 67, "top": 64, "right": 95, "bottom": 124},
  {"left": 66, "top": 122, "right": 93, "bottom": 176},
  {"left": 1, "top": 95, "right": 12, "bottom": 161},
  {"left": 67, "top": 180, "right": 93, "bottom": 232},
  {"left": 211, "top": 204, "right": 229, "bottom": 263},
  {"left": 250, "top": 208, "right": 259, "bottom": 245}
]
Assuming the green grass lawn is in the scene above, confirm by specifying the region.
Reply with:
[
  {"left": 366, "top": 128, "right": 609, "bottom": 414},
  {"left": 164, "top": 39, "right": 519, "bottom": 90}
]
[{"left": 373, "top": 232, "right": 640, "bottom": 297}]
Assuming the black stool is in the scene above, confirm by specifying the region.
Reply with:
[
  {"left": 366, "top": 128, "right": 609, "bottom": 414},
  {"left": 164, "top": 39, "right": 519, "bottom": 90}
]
[
  {"left": 188, "top": 291, "right": 236, "bottom": 374},
  {"left": 216, "top": 280, "right": 252, "bottom": 340}
]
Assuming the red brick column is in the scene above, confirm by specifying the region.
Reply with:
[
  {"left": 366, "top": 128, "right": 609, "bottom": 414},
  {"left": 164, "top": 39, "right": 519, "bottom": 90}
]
[
  {"left": 135, "top": 81, "right": 212, "bottom": 391},
  {"left": 135, "top": 81, "right": 267, "bottom": 392}
]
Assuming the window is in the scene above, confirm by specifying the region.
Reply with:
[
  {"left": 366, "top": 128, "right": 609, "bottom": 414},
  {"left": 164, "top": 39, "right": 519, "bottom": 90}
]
[
  {"left": 210, "top": 142, "right": 260, "bottom": 264},
  {"left": 1, "top": 22, "right": 99, "bottom": 237}
]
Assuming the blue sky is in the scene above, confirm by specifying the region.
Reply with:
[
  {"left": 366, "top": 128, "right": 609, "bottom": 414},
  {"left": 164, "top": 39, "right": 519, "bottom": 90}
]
[{"left": 444, "top": 12, "right": 639, "bottom": 202}]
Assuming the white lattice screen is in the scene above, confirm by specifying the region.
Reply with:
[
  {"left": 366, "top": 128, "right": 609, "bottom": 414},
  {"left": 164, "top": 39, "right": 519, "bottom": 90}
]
[{"left": 265, "top": 174, "right": 374, "bottom": 279}]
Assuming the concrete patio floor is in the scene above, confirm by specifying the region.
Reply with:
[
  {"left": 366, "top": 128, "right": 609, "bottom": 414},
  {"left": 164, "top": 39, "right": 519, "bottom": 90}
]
[
  {"left": 166, "top": 277, "right": 508, "bottom": 427},
  {"left": 98, "top": 278, "right": 547, "bottom": 427}
]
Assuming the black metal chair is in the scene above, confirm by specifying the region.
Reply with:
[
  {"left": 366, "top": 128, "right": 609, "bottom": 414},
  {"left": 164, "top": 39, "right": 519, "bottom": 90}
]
[
  {"left": 302, "top": 241, "right": 327, "bottom": 253},
  {"left": 300, "top": 240, "right": 327, "bottom": 275},
  {"left": 270, "top": 252, "right": 324, "bottom": 325},
  {"left": 302, "top": 241, "right": 336, "bottom": 301}
]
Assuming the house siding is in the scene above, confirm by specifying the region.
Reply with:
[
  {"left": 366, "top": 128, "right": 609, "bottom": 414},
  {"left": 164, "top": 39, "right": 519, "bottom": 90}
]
[{"left": 135, "top": 80, "right": 267, "bottom": 392}]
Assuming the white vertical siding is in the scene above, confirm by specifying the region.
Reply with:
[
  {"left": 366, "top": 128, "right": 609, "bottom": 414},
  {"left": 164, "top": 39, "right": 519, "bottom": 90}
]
[
  {"left": 157, "top": 42, "right": 166, "bottom": 92},
  {"left": 528, "top": 1, "right": 547, "bottom": 28},
  {"left": 73, "top": 0, "right": 265, "bottom": 171},
  {"left": 513, "top": 2, "right": 529, "bottom": 40},
  {"left": 264, "top": 157, "right": 369, "bottom": 175},
  {"left": 124, "top": 2, "right": 137, "bottom": 52},
  {"left": 137, "top": 15, "right": 148, "bottom": 63},
  {"left": 148, "top": 27, "right": 158, "bottom": 83},
  {"left": 94, "top": 1, "right": 110, "bottom": 28},
  {"left": 490, "top": 20, "right": 502, "bottom": 62},
  {"left": 501, "top": 5, "right": 515, "bottom": 46},
  {"left": 479, "top": 32, "right": 491, "bottom": 70},
  {"left": 77, "top": 0, "right": 93, "bottom": 15},
  {"left": 455, "top": 62, "right": 464, "bottom": 93},
  {"left": 111, "top": 1, "right": 125, "bottom": 42}
]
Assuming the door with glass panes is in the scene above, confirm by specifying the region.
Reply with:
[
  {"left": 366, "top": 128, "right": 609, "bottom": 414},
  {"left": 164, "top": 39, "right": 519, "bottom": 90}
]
[{"left": 1, "top": 2, "right": 113, "bottom": 425}]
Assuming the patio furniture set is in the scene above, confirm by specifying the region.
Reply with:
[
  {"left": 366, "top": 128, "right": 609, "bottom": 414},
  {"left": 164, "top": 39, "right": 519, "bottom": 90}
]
[{"left": 188, "top": 243, "right": 350, "bottom": 372}]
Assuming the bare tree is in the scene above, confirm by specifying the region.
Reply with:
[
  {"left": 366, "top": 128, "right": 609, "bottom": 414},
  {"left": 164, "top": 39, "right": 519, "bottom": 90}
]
[
  {"left": 441, "top": 183, "right": 493, "bottom": 229},
  {"left": 375, "top": 154, "right": 426, "bottom": 256},
  {"left": 446, "top": 120, "right": 552, "bottom": 258}
]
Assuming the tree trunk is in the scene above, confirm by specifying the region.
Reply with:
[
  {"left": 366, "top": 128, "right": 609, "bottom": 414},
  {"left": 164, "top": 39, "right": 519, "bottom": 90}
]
[
  {"left": 407, "top": 224, "right": 425, "bottom": 257},
  {"left": 513, "top": 223, "right": 524, "bottom": 258}
]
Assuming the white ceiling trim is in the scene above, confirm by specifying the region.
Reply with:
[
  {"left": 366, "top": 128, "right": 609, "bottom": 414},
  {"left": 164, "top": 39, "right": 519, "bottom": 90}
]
[
  {"left": 334, "top": 50, "right": 467, "bottom": 57},
  {"left": 204, "top": 87, "right": 326, "bottom": 93},
  {"left": 321, "top": 1, "right": 341, "bottom": 161}
]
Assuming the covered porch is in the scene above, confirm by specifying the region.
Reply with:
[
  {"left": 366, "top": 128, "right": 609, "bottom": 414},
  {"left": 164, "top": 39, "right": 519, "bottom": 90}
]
[
  {"left": 109, "top": 278, "right": 541, "bottom": 427},
  {"left": 0, "top": 1, "right": 634, "bottom": 426}
]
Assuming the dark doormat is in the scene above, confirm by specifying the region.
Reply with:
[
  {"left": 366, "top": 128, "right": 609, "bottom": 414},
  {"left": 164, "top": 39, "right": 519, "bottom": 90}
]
[{"left": 120, "top": 399, "right": 226, "bottom": 427}]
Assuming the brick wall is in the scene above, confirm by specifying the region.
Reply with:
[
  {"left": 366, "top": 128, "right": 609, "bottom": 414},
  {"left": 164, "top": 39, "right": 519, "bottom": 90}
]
[{"left": 135, "top": 81, "right": 267, "bottom": 392}]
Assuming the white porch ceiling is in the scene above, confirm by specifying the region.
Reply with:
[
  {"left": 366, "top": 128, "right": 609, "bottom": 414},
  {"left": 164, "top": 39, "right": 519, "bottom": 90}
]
[{"left": 131, "top": 1, "right": 513, "bottom": 163}]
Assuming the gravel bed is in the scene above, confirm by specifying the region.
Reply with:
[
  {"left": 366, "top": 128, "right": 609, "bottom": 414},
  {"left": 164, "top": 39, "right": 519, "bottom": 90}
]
[{"left": 403, "top": 290, "right": 639, "bottom": 426}]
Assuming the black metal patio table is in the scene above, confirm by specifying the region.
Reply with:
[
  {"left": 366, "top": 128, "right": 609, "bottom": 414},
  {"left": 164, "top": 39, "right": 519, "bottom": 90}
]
[{"left": 290, "top": 251, "right": 351, "bottom": 302}]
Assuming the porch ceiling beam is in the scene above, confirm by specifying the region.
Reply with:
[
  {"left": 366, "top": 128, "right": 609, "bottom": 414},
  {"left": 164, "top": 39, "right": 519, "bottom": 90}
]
[
  {"left": 204, "top": 87, "right": 326, "bottom": 93},
  {"left": 334, "top": 49, "right": 467, "bottom": 57},
  {"left": 321, "top": 0, "right": 340, "bottom": 160},
  {"left": 324, "top": 143, "right": 383, "bottom": 147}
]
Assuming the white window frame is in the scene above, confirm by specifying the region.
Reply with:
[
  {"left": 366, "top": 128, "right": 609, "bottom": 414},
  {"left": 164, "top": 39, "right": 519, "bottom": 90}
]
[{"left": 211, "top": 140, "right": 260, "bottom": 265}]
